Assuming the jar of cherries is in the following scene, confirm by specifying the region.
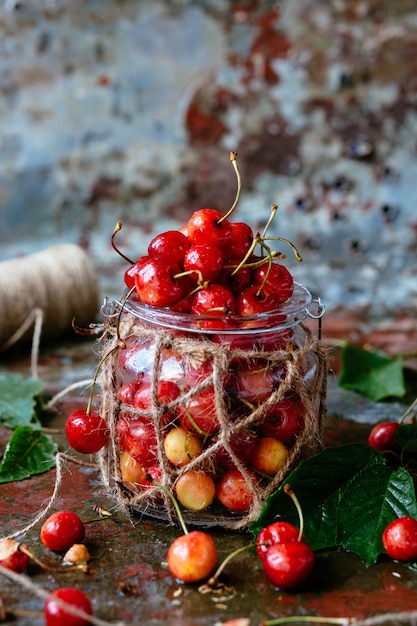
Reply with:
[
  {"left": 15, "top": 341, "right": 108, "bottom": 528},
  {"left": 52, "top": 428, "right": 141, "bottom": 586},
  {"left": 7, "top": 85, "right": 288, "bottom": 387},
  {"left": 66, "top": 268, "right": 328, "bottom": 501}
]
[{"left": 98, "top": 153, "right": 327, "bottom": 529}]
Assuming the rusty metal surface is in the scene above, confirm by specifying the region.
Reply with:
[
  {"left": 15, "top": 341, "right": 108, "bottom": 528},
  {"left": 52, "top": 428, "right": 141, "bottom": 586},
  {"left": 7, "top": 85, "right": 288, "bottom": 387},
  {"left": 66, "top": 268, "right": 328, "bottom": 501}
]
[{"left": 1, "top": 340, "right": 417, "bottom": 625}]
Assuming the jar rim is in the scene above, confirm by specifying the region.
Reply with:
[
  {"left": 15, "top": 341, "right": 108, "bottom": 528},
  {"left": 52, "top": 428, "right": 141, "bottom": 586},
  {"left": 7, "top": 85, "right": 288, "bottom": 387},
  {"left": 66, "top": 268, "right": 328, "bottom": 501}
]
[{"left": 108, "top": 282, "right": 315, "bottom": 334}]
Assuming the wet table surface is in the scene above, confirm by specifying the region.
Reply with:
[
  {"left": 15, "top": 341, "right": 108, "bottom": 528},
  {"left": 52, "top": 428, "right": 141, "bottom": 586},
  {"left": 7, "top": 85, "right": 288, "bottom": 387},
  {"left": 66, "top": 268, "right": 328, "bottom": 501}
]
[{"left": 1, "top": 337, "right": 417, "bottom": 626}]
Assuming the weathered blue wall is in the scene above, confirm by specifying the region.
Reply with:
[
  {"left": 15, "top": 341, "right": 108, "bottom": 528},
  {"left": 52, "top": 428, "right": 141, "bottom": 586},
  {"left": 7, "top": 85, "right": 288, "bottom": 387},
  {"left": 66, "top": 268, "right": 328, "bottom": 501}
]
[{"left": 1, "top": 0, "right": 416, "bottom": 327}]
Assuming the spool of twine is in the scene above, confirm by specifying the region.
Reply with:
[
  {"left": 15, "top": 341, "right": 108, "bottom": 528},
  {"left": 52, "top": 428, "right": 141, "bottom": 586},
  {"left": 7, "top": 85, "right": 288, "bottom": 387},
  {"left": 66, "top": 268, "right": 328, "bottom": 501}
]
[{"left": 0, "top": 244, "right": 100, "bottom": 351}]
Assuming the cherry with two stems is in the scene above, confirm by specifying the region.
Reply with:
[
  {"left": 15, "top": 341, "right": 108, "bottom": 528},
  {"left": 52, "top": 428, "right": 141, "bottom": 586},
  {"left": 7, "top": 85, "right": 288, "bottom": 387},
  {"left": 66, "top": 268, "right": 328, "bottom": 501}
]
[{"left": 258, "top": 484, "right": 315, "bottom": 590}]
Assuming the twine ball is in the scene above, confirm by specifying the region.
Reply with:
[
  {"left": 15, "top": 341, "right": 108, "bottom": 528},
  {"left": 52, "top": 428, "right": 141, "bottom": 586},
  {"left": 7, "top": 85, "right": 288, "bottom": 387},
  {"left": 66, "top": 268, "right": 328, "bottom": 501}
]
[{"left": 0, "top": 244, "right": 100, "bottom": 350}]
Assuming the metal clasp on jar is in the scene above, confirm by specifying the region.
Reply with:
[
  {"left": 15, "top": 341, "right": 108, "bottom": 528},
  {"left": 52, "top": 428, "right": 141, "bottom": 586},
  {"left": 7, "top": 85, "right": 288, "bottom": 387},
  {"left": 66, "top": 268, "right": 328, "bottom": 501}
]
[{"left": 307, "top": 297, "right": 325, "bottom": 340}]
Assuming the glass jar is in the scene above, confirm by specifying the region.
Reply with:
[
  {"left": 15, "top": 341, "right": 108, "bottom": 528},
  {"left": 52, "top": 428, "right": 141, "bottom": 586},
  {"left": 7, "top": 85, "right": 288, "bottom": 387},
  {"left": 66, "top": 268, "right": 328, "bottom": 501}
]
[{"left": 99, "top": 283, "right": 326, "bottom": 530}]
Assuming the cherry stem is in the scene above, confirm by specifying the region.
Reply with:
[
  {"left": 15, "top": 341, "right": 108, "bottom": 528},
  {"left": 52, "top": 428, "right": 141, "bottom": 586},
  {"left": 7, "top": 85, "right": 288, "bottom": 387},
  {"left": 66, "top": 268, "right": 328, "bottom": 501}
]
[
  {"left": 174, "top": 269, "right": 205, "bottom": 286},
  {"left": 399, "top": 395, "right": 417, "bottom": 424},
  {"left": 18, "top": 544, "right": 90, "bottom": 574},
  {"left": 218, "top": 151, "right": 241, "bottom": 223},
  {"left": 255, "top": 241, "right": 274, "bottom": 297},
  {"left": 146, "top": 477, "right": 189, "bottom": 536},
  {"left": 230, "top": 233, "right": 261, "bottom": 276},
  {"left": 111, "top": 221, "right": 135, "bottom": 265},
  {"left": 284, "top": 483, "right": 304, "bottom": 542},
  {"left": 264, "top": 236, "right": 303, "bottom": 262},
  {"left": 261, "top": 617, "right": 351, "bottom": 626},
  {"left": 200, "top": 541, "right": 257, "bottom": 590},
  {"left": 261, "top": 204, "right": 278, "bottom": 238}
]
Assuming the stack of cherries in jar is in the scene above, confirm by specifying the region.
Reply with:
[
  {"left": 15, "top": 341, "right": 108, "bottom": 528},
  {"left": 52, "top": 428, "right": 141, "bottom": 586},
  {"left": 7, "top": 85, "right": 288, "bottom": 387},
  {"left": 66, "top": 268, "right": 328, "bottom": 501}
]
[{"left": 112, "top": 153, "right": 310, "bottom": 518}]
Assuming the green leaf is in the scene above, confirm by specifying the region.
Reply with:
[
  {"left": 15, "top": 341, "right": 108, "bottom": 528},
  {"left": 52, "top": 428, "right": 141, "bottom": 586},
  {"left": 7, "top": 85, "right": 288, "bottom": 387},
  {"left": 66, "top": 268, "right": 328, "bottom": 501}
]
[
  {"left": 0, "top": 426, "right": 57, "bottom": 483},
  {"left": 250, "top": 443, "right": 417, "bottom": 565},
  {"left": 338, "top": 343, "right": 405, "bottom": 401},
  {"left": 395, "top": 423, "right": 417, "bottom": 453},
  {"left": 0, "top": 372, "right": 44, "bottom": 429}
]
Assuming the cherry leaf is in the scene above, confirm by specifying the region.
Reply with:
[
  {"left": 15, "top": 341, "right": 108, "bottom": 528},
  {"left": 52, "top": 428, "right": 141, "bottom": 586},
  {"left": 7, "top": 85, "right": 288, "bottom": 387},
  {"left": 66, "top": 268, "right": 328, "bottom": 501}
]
[
  {"left": 250, "top": 443, "right": 417, "bottom": 565},
  {"left": 338, "top": 343, "right": 405, "bottom": 401},
  {"left": 395, "top": 423, "right": 417, "bottom": 453},
  {"left": 0, "top": 426, "right": 57, "bottom": 483},
  {"left": 0, "top": 372, "right": 44, "bottom": 429}
]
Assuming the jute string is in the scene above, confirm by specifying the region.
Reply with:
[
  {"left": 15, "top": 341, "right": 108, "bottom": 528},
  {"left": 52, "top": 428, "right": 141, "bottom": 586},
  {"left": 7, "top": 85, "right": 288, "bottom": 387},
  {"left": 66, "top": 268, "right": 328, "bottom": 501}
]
[
  {"left": 0, "top": 244, "right": 100, "bottom": 351},
  {"left": 98, "top": 313, "right": 328, "bottom": 530}
]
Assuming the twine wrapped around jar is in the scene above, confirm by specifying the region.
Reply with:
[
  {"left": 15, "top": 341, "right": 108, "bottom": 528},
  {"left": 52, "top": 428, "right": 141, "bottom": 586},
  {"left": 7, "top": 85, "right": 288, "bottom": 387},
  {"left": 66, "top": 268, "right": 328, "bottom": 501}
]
[{"left": 98, "top": 295, "right": 327, "bottom": 530}]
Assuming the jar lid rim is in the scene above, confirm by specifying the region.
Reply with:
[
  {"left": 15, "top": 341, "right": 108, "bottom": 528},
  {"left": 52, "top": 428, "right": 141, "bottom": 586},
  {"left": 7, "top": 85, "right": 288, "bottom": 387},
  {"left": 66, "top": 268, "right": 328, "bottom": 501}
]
[{"left": 106, "top": 282, "right": 316, "bottom": 334}]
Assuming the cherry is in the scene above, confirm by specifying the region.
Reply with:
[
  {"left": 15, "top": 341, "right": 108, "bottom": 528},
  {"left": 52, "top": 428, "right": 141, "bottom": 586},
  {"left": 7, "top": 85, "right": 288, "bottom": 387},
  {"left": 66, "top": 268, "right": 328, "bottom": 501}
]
[
  {"left": 178, "top": 386, "right": 220, "bottom": 435},
  {"left": 148, "top": 229, "right": 191, "bottom": 265},
  {"left": 40, "top": 510, "right": 85, "bottom": 552},
  {"left": 259, "top": 393, "right": 305, "bottom": 445},
  {"left": 0, "top": 538, "right": 31, "bottom": 573},
  {"left": 252, "top": 262, "right": 294, "bottom": 304},
  {"left": 367, "top": 421, "right": 401, "bottom": 454},
  {"left": 260, "top": 484, "right": 315, "bottom": 589},
  {"left": 227, "top": 360, "right": 275, "bottom": 403},
  {"left": 219, "top": 259, "right": 251, "bottom": 295},
  {"left": 186, "top": 208, "right": 233, "bottom": 250},
  {"left": 262, "top": 541, "right": 315, "bottom": 589},
  {"left": 223, "top": 221, "right": 254, "bottom": 260},
  {"left": 214, "top": 429, "right": 257, "bottom": 470},
  {"left": 119, "top": 450, "right": 145, "bottom": 484},
  {"left": 251, "top": 437, "right": 288, "bottom": 476},
  {"left": 191, "top": 283, "right": 236, "bottom": 317},
  {"left": 134, "top": 257, "right": 186, "bottom": 307},
  {"left": 65, "top": 409, "right": 109, "bottom": 454},
  {"left": 133, "top": 378, "right": 181, "bottom": 428},
  {"left": 382, "top": 516, "right": 417, "bottom": 561},
  {"left": 124, "top": 255, "right": 151, "bottom": 289},
  {"left": 167, "top": 530, "right": 218, "bottom": 583},
  {"left": 215, "top": 468, "right": 257, "bottom": 512},
  {"left": 256, "top": 521, "right": 303, "bottom": 561},
  {"left": 175, "top": 470, "right": 216, "bottom": 511},
  {"left": 118, "top": 417, "right": 158, "bottom": 465},
  {"left": 44, "top": 586, "right": 93, "bottom": 626},
  {"left": 235, "top": 283, "right": 277, "bottom": 316},
  {"left": 164, "top": 426, "right": 203, "bottom": 466},
  {"left": 183, "top": 243, "right": 224, "bottom": 282}
]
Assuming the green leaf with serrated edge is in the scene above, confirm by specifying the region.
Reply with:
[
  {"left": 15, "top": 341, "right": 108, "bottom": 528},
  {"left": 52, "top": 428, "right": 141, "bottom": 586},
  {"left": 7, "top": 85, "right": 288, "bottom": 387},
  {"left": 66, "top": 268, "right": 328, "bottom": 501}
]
[
  {"left": 0, "top": 426, "right": 57, "bottom": 483},
  {"left": 250, "top": 443, "right": 417, "bottom": 564},
  {"left": 338, "top": 343, "right": 405, "bottom": 402},
  {"left": 0, "top": 372, "right": 44, "bottom": 429},
  {"left": 339, "top": 465, "right": 417, "bottom": 565}
]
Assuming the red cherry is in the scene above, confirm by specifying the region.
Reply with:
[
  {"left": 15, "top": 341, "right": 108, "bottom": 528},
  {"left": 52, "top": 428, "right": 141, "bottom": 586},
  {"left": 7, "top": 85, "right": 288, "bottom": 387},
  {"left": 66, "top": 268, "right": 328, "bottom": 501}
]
[
  {"left": 214, "top": 429, "right": 257, "bottom": 470},
  {"left": 167, "top": 530, "right": 217, "bottom": 583},
  {"left": 117, "top": 380, "right": 141, "bottom": 405},
  {"left": 118, "top": 417, "right": 158, "bottom": 465},
  {"left": 382, "top": 516, "right": 417, "bottom": 561},
  {"left": 178, "top": 386, "right": 220, "bottom": 435},
  {"left": 227, "top": 360, "right": 276, "bottom": 403},
  {"left": 262, "top": 541, "right": 315, "bottom": 589},
  {"left": 219, "top": 259, "right": 251, "bottom": 295},
  {"left": 367, "top": 421, "right": 401, "bottom": 454},
  {"left": 40, "top": 511, "right": 85, "bottom": 552},
  {"left": 186, "top": 208, "right": 233, "bottom": 250},
  {"left": 256, "top": 521, "right": 303, "bottom": 561},
  {"left": 124, "top": 255, "right": 151, "bottom": 289},
  {"left": 252, "top": 262, "right": 294, "bottom": 304},
  {"left": 65, "top": 409, "right": 109, "bottom": 454},
  {"left": 259, "top": 393, "right": 305, "bottom": 445},
  {"left": 134, "top": 257, "right": 186, "bottom": 307},
  {"left": 215, "top": 468, "right": 257, "bottom": 511},
  {"left": 235, "top": 284, "right": 277, "bottom": 316},
  {"left": 44, "top": 586, "right": 93, "bottom": 626},
  {"left": 183, "top": 243, "right": 224, "bottom": 282},
  {"left": 223, "top": 221, "right": 254, "bottom": 260},
  {"left": 133, "top": 379, "right": 181, "bottom": 428},
  {"left": 0, "top": 538, "right": 31, "bottom": 573},
  {"left": 148, "top": 230, "right": 191, "bottom": 265},
  {"left": 191, "top": 283, "right": 236, "bottom": 316}
]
